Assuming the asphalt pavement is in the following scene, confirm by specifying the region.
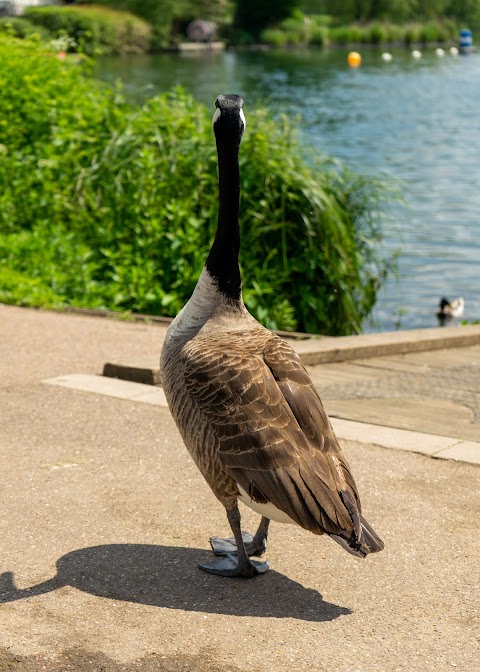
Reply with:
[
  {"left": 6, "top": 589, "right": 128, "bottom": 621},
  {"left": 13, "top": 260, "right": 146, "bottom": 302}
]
[{"left": 1, "top": 305, "right": 479, "bottom": 672}]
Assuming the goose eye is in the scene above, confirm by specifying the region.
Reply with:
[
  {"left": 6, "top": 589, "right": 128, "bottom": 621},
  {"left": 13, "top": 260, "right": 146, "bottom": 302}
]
[
  {"left": 212, "top": 107, "right": 221, "bottom": 126},
  {"left": 240, "top": 109, "right": 246, "bottom": 129}
]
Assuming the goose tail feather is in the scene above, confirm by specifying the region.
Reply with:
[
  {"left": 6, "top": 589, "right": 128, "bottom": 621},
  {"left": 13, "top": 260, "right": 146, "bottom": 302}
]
[
  {"left": 330, "top": 517, "right": 385, "bottom": 558},
  {"left": 329, "top": 489, "right": 384, "bottom": 558}
]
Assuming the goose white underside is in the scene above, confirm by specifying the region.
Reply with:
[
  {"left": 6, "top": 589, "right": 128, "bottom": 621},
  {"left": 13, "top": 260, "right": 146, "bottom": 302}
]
[{"left": 236, "top": 484, "right": 296, "bottom": 525}]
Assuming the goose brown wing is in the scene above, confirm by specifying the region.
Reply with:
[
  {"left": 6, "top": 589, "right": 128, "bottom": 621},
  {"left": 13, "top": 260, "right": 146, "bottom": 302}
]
[
  {"left": 182, "top": 330, "right": 359, "bottom": 536},
  {"left": 262, "top": 335, "right": 361, "bottom": 504}
]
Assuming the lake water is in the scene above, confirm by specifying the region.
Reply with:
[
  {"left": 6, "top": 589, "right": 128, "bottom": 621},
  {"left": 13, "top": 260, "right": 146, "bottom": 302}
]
[{"left": 95, "top": 48, "right": 480, "bottom": 332}]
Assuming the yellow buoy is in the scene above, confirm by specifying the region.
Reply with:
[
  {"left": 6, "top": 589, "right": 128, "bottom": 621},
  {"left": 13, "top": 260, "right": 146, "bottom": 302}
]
[{"left": 347, "top": 51, "right": 362, "bottom": 68}]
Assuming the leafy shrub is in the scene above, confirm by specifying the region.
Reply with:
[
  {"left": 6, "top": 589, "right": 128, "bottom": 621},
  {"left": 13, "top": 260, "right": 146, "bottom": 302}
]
[
  {"left": 257, "top": 15, "right": 458, "bottom": 48},
  {"left": 81, "top": 0, "right": 235, "bottom": 49},
  {"left": 384, "top": 24, "right": 404, "bottom": 43},
  {"left": 24, "top": 4, "right": 151, "bottom": 55},
  {"left": 369, "top": 23, "right": 388, "bottom": 44},
  {"left": 0, "top": 36, "right": 125, "bottom": 153},
  {"left": 312, "top": 14, "right": 333, "bottom": 26},
  {"left": 330, "top": 24, "right": 370, "bottom": 45},
  {"left": 309, "top": 25, "right": 329, "bottom": 47},
  {"left": 419, "top": 22, "right": 441, "bottom": 43},
  {"left": 329, "top": 26, "right": 355, "bottom": 44},
  {"left": 0, "top": 17, "right": 51, "bottom": 41},
  {"left": 0, "top": 37, "right": 393, "bottom": 335},
  {"left": 260, "top": 28, "right": 288, "bottom": 47},
  {"left": 403, "top": 24, "right": 421, "bottom": 45},
  {"left": 419, "top": 21, "right": 456, "bottom": 44},
  {"left": 230, "top": 28, "right": 255, "bottom": 45}
]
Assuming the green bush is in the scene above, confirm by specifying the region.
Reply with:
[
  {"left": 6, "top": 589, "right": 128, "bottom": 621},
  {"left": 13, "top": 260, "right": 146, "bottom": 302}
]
[
  {"left": 309, "top": 25, "right": 329, "bottom": 46},
  {"left": 369, "top": 23, "right": 388, "bottom": 44},
  {"left": 419, "top": 21, "right": 455, "bottom": 44},
  {"left": 257, "top": 15, "right": 458, "bottom": 48},
  {"left": 384, "top": 24, "right": 404, "bottom": 43},
  {"left": 312, "top": 14, "right": 333, "bottom": 26},
  {"left": 24, "top": 4, "right": 151, "bottom": 55},
  {"left": 0, "top": 36, "right": 393, "bottom": 335},
  {"left": 81, "top": 0, "right": 235, "bottom": 49},
  {"left": 403, "top": 23, "right": 422, "bottom": 45},
  {"left": 260, "top": 28, "right": 288, "bottom": 47},
  {"left": 329, "top": 25, "right": 355, "bottom": 44},
  {"left": 0, "top": 17, "right": 51, "bottom": 41}
]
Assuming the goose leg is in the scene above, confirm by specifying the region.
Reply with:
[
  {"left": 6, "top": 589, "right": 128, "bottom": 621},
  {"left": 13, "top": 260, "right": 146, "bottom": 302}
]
[
  {"left": 210, "top": 516, "right": 270, "bottom": 557},
  {"left": 199, "top": 506, "right": 269, "bottom": 578}
]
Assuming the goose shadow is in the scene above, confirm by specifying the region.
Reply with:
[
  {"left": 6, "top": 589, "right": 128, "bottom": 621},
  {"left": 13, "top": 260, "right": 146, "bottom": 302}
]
[{"left": 0, "top": 544, "right": 350, "bottom": 622}]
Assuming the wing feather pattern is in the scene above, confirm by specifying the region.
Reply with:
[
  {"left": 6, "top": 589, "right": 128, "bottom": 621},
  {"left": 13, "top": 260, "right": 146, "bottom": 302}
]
[
  {"left": 183, "top": 327, "right": 383, "bottom": 557},
  {"left": 181, "top": 328, "right": 380, "bottom": 549}
]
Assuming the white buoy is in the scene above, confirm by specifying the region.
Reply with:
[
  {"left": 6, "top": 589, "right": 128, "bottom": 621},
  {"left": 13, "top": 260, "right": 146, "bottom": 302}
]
[
  {"left": 435, "top": 48, "right": 445, "bottom": 56},
  {"left": 411, "top": 50, "right": 422, "bottom": 59},
  {"left": 381, "top": 52, "right": 392, "bottom": 62},
  {"left": 450, "top": 46, "right": 459, "bottom": 55}
]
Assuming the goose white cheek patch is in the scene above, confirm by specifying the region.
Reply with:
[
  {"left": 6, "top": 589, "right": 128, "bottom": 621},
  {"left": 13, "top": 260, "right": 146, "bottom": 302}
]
[
  {"left": 212, "top": 107, "right": 221, "bottom": 125},
  {"left": 212, "top": 107, "right": 246, "bottom": 128}
]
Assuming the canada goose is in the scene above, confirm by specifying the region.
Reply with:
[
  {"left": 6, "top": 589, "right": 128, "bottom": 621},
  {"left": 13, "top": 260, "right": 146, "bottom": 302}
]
[
  {"left": 160, "top": 94, "right": 384, "bottom": 578},
  {"left": 437, "top": 296, "right": 465, "bottom": 321}
]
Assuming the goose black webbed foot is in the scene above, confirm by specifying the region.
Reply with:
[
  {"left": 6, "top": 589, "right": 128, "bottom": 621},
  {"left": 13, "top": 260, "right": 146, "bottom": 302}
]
[
  {"left": 198, "top": 553, "right": 269, "bottom": 578},
  {"left": 209, "top": 532, "right": 266, "bottom": 557},
  {"left": 200, "top": 509, "right": 269, "bottom": 578},
  {"left": 209, "top": 515, "right": 270, "bottom": 557}
]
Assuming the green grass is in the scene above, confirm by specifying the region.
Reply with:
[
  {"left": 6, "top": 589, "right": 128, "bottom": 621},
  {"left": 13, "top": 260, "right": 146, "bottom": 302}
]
[{"left": 0, "top": 36, "right": 394, "bottom": 335}]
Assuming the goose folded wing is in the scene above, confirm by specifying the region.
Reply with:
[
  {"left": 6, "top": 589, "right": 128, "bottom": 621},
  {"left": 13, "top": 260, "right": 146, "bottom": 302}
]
[
  {"left": 262, "top": 335, "right": 361, "bottom": 503},
  {"left": 183, "top": 335, "right": 358, "bottom": 536}
]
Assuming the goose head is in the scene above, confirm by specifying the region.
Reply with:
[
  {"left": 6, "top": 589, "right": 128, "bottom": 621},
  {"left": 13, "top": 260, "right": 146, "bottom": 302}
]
[{"left": 212, "top": 94, "right": 246, "bottom": 149}]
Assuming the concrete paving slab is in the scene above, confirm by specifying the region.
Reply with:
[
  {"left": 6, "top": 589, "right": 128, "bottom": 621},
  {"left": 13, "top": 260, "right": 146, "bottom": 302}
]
[
  {"left": 347, "top": 355, "right": 434, "bottom": 374},
  {"left": 309, "top": 345, "right": 480, "bottom": 442},
  {"left": 330, "top": 417, "right": 460, "bottom": 456},
  {"left": 306, "top": 360, "right": 400, "bottom": 387},
  {"left": 44, "top": 374, "right": 168, "bottom": 407},
  {"left": 433, "top": 440, "right": 480, "bottom": 464},
  {"left": 390, "top": 345, "right": 480, "bottom": 369},
  {"left": 324, "top": 397, "right": 480, "bottom": 442}
]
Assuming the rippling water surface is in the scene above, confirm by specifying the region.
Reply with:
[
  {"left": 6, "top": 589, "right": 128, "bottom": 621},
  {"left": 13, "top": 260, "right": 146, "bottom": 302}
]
[{"left": 95, "top": 49, "right": 480, "bottom": 331}]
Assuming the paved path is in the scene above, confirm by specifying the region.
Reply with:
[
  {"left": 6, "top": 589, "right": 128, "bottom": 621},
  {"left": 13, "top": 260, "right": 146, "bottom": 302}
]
[
  {"left": 310, "top": 347, "right": 480, "bottom": 456},
  {"left": 1, "top": 306, "right": 479, "bottom": 671},
  {"left": 96, "top": 307, "right": 480, "bottom": 464}
]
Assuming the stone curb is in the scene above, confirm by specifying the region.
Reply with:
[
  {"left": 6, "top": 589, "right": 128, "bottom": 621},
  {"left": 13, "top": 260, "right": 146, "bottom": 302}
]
[
  {"left": 43, "top": 374, "right": 480, "bottom": 466},
  {"left": 43, "top": 373, "right": 168, "bottom": 406},
  {"left": 102, "top": 325, "right": 480, "bottom": 383},
  {"left": 330, "top": 417, "right": 480, "bottom": 465},
  {"left": 292, "top": 324, "right": 480, "bottom": 365}
]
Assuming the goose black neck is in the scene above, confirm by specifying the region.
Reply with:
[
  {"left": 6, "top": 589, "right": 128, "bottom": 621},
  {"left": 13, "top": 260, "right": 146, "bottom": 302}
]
[{"left": 206, "top": 137, "right": 242, "bottom": 302}]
